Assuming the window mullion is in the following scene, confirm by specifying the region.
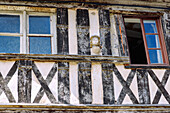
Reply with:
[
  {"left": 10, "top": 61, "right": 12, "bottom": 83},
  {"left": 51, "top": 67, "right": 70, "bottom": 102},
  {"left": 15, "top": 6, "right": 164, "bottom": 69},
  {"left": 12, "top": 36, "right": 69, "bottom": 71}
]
[
  {"left": 140, "top": 19, "right": 151, "bottom": 64},
  {"left": 51, "top": 14, "right": 57, "bottom": 54},
  {"left": 21, "top": 11, "right": 27, "bottom": 54}
]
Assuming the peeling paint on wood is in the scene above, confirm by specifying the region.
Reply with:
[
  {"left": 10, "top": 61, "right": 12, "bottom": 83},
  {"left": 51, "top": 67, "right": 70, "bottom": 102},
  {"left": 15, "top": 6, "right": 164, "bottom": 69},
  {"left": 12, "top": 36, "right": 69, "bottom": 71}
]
[
  {"left": 116, "top": 69, "right": 136, "bottom": 104},
  {"left": 114, "top": 14, "right": 129, "bottom": 57},
  {"left": 78, "top": 62, "right": 92, "bottom": 104},
  {"left": 57, "top": 8, "right": 69, "bottom": 55},
  {"left": 137, "top": 70, "right": 151, "bottom": 104},
  {"left": 163, "top": 13, "right": 170, "bottom": 64},
  {"left": 58, "top": 62, "right": 70, "bottom": 104},
  {"left": 77, "top": 9, "right": 90, "bottom": 55},
  {"left": 32, "top": 63, "right": 58, "bottom": 103},
  {"left": 99, "top": 10, "right": 112, "bottom": 55},
  {"left": 18, "top": 60, "right": 32, "bottom": 103},
  {"left": 102, "top": 63, "right": 114, "bottom": 104},
  {"left": 32, "top": 62, "right": 57, "bottom": 104},
  {"left": 152, "top": 70, "right": 170, "bottom": 104}
]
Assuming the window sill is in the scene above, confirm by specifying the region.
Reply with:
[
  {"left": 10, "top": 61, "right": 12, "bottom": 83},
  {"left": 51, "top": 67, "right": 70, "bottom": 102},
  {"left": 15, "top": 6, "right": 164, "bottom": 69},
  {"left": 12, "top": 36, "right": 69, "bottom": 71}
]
[
  {"left": 0, "top": 53, "right": 129, "bottom": 64},
  {"left": 125, "top": 64, "right": 170, "bottom": 69}
]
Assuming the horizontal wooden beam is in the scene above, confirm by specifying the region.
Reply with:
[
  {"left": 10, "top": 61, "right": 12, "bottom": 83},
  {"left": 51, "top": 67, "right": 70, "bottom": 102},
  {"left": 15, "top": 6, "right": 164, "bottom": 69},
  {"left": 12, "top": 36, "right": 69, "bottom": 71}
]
[
  {"left": 0, "top": 104, "right": 170, "bottom": 112},
  {"left": 0, "top": 53, "right": 129, "bottom": 64},
  {"left": 0, "top": 5, "right": 56, "bottom": 13}
]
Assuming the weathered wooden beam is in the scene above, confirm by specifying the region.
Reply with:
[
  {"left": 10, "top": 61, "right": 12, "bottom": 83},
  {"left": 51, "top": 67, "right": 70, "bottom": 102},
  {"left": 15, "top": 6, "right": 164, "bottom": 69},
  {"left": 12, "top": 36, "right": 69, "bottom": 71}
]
[
  {"left": 0, "top": 104, "right": 170, "bottom": 112},
  {"left": 0, "top": 54, "right": 129, "bottom": 63},
  {"left": 58, "top": 62, "right": 70, "bottom": 104},
  {"left": 102, "top": 63, "right": 115, "bottom": 104},
  {"left": 78, "top": 62, "right": 92, "bottom": 104},
  {"left": 18, "top": 60, "right": 32, "bottom": 103},
  {"left": 57, "top": 8, "right": 69, "bottom": 55},
  {"left": 77, "top": 9, "right": 90, "bottom": 55}
]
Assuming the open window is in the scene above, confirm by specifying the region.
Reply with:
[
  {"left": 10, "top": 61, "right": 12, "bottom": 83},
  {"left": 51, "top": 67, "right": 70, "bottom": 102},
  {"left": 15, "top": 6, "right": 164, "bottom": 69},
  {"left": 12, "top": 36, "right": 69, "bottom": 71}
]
[{"left": 124, "top": 17, "right": 168, "bottom": 65}]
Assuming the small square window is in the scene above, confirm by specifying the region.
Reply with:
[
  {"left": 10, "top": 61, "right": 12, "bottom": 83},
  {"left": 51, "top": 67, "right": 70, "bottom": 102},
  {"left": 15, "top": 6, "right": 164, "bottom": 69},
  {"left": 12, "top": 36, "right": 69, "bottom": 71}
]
[{"left": 124, "top": 17, "right": 168, "bottom": 65}]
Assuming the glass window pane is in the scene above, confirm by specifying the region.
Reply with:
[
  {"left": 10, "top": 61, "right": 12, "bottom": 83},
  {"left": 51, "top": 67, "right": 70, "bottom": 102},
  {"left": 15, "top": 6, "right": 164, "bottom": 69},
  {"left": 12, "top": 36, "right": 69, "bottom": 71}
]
[
  {"left": 29, "top": 37, "right": 51, "bottom": 54},
  {"left": 149, "top": 50, "right": 163, "bottom": 64},
  {"left": 143, "top": 20, "right": 157, "bottom": 33},
  {"left": 29, "top": 16, "right": 50, "bottom": 34},
  {"left": 0, "top": 36, "right": 20, "bottom": 53},
  {"left": 146, "top": 35, "right": 160, "bottom": 48},
  {"left": 0, "top": 15, "right": 20, "bottom": 33},
  {"left": 124, "top": 18, "right": 147, "bottom": 64}
]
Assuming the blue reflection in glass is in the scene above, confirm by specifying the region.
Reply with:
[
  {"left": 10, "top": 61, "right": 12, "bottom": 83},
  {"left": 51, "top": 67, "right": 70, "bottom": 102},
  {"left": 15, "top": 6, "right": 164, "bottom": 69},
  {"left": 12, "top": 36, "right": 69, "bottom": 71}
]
[
  {"left": 29, "top": 37, "right": 51, "bottom": 54},
  {"left": 0, "top": 36, "right": 20, "bottom": 53},
  {"left": 146, "top": 35, "right": 160, "bottom": 48},
  {"left": 143, "top": 20, "right": 157, "bottom": 33},
  {"left": 0, "top": 15, "right": 20, "bottom": 33},
  {"left": 149, "top": 50, "right": 163, "bottom": 64},
  {"left": 29, "top": 16, "right": 50, "bottom": 34}
]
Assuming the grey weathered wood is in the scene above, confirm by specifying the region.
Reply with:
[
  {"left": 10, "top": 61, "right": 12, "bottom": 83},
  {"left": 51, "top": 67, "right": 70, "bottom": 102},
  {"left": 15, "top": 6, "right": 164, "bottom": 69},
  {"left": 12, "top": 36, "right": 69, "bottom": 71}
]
[
  {"left": 18, "top": 60, "right": 32, "bottom": 103},
  {"left": 137, "top": 69, "right": 151, "bottom": 104},
  {"left": 58, "top": 62, "right": 70, "bottom": 104},
  {"left": 57, "top": 8, "right": 68, "bottom": 25},
  {"left": 0, "top": 61, "right": 18, "bottom": 102},
  {"left": 152, "top": 70, "right": 170, "bottom": 104},
  {"left": 162, "top": 13, "right": 170, "bottom": 64},
  {"left": 112, "top": 64, "right": 138, "bottom": 104},
  {"left": 32, "top": 62, "right": 57, "bottom": 103},
  {"left": 77, "top": 9, "right": 89, "bottom": 26},
  {"left": 148, "top": 70, "right": 170, "bottom": 104},
  {"left": 57, "top": 27, "right": 69, "bottom": 54},
  {"left": 33, "top": 63, "right": 58, "bottom": 103},
  {"left": 78, "top": 62, "right": 92, "bottom": 104},
  {"left": 117, "top": 69, "right": 136, "bottom": 104},
  {"left": 0, "top": 54, "right": 129, "bottom": 63},
  {"left": 77, "top": 9, "right": 90, "bottom": 55},
  {"left": 110, "top": 14, "right": 120, "bottom": 56},
  {"left": 99, "top": 10, "right": 112, "bottom": 55},
  {"left": 99, "top": 9, "right": 110, "bottom": 27},
  {"left": 57, "top": 8, "right": 69, "bottom": 54},
  {"left": 102, "top": 63, "right": 114, "bottom": 104},
  {"left": 114, "top": 14, "right": 128, "bottom": 57}
]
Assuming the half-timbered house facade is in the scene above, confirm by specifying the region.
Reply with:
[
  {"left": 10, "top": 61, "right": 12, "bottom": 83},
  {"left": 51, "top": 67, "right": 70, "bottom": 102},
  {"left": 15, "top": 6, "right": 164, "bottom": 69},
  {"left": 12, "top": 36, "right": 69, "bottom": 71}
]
[{"left": 0, "top": 0, "right": 169, "bottom": 112}]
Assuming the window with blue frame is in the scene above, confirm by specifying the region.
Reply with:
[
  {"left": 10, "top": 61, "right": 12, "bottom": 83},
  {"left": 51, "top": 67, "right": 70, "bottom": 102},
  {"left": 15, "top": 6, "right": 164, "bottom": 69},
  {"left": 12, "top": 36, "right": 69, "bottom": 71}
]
[
  {"left": 0, "top": 13, "right": 54, "bottom": 54},
  {"left": 124, "top": 17, "right": 168, "bottom": 65}
]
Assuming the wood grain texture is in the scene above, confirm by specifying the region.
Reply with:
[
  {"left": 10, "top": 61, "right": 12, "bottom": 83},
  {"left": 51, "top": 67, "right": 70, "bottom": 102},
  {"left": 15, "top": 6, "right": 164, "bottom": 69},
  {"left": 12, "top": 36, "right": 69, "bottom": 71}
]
[{"left": 78, "top": 62, "right": 92, "bottom": 104}]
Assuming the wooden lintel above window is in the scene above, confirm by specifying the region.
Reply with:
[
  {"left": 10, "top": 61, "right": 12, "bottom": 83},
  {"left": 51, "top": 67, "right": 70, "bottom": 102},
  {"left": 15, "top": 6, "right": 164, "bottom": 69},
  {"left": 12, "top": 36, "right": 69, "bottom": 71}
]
[
  {"left": 0, "top": 53, "right": 129, "bottom": 64},
  {"left": 0, "top": 5, "right": 56, "bottom": 13}
]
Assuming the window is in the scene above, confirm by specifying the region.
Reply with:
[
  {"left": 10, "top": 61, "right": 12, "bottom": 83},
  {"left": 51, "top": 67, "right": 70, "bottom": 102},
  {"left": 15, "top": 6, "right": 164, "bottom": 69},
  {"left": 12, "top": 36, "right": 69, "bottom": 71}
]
[
  {"left": 0, "top": 11, "right": 56, "bottom": 54},
  {"left": 0, "top": 14, "right": 20, "bottom": 53},
  {"left": 124, "top": 17, "right": 168, "bottom": 65},
  {"left": 28, "top": 16, "right": 52, "bottom": 54}
]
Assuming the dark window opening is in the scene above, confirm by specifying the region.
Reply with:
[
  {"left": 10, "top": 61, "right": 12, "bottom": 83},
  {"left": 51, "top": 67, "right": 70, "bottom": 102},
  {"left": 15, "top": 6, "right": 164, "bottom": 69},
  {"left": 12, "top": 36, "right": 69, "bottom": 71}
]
[{"left": 124, "top": 17, "right": 168, "bottom": 65}]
